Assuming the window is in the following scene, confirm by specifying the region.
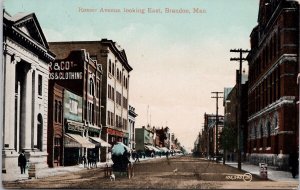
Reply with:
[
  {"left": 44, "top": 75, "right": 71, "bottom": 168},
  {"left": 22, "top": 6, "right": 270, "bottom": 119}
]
[
  {"left": 107, "top": 111, "right": 111, "bottom": 125},
  {"left": 116, "top": 92, "right": 122, "bottom": 105},
  {"left": 37, "top": 114, "right": 43, "bottom": 150},
  {"left": 108, "top": 84, "right": 111, "bottom": 99},
  {"left": 58, "top": 101, "right": 62, "bottom": 123},
  {"left": 70, "top": 99, "right": 78, "bottom": 114},
  {"left": 260, "top": 125, "right": 263, "bottom": 147},
  {"left": 112, "top": 64, "right": 115, "bottom": 76},
  {"left": 96, "top": 81, "right": 99, "bottom": 98},
  {"left": 123, "top": 76, "right": 125, "bottom": 87},
  {"left": 267, "top": 122, "right": 271, "bottom": 147},
  {"left": 38, "top": 75, "right": 42, "bottom": 96},
  {"left": 112, "top": 87, "right": 115, "bottom": 101},
  {"left": 89, "top": 78, "right": 94, "bottom": 95},
  {"left": 109, "top": 60, "right": 112, "bottom": 73},
  {"left": 111, "top": 112, "right": 114, "bottom": 126},
  {"left": 123, "top": 97, "right": 127, "bottom": 109},
  {"left": 117, "top": 68, "right": 119, "bottom": 81},
  {"left": 54, "top": 100, "right": 58, "bottom": 122}
]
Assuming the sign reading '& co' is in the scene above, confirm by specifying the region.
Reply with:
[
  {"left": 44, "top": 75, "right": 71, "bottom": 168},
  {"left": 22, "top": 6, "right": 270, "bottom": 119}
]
[{"left": 49, "top": 61, "right": 83, "bottom": 80}]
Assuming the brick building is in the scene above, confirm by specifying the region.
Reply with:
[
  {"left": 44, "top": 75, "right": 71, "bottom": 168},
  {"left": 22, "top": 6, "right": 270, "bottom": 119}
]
[
  {"left": 223, "top": 71, "right": 248, "bottom": 161},
  {"left": 48, "top": 49, "right": 104, "bottom": 165},
  {"left": 247, "top": 0, "right": 299, "bottom": 169},
  {"left": 47, "top": 83, "right": 64, "bottom": 167},
  {"left": 49, "top": 40, "right": 132, "bottom": 161}
]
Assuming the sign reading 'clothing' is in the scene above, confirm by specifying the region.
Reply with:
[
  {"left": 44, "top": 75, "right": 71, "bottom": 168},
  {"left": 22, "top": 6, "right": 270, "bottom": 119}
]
[{"left": 49, "top": 61, "right": 83, "bottom": 80}]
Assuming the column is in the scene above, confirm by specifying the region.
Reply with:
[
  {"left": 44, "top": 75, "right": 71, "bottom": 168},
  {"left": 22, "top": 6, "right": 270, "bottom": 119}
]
[
  {"left": 3, "top": 52, "right": 17, "bottom": 150},
  {"left": 32, "top": 68, "right": 37, "bottom": 149},
  {"left": 20, "top": 64, "right": 33, "bottom": 150}
]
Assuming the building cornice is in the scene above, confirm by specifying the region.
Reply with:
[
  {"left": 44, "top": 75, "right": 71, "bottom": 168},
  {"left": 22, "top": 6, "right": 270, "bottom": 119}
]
[
  {"left": 248, "top": 96, "right": 296, "bottom": 122},
  {"left": 248, "top": 54, "right": 297, "bottom": 93},
  {"left": 4, "top": 23, "right": 55, "bottom": 62}
]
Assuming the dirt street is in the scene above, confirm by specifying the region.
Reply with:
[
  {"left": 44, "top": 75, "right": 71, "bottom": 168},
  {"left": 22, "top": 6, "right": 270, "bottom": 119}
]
[{"left": 2, "top": 156, "right": 299, "bottom": 189}]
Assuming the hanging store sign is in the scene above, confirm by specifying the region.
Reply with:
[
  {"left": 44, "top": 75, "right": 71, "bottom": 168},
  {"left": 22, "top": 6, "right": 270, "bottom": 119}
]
[{"left": 49, "top": 61, "right": 83, "bottom": 80}]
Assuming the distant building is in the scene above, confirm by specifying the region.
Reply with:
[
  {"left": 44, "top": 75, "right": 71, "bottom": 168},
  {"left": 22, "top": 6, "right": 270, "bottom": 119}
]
[
  {"left": 223, "top": 71, "right": 248, "bottom": 162},
  {"left": 2, "top": 11, "right": 55, "bottom": 176},
  {"left": 135, "top": 126, "right": 157, "bottom": 156},
  {"left": 247, "top": 0, "right": 299, "bottom": 169},
  {"left": 203, "top": 113, "right": 224, "bottom": 157},
  {"left": 128, "top": 105, "right": 138, "bottom": 149}
]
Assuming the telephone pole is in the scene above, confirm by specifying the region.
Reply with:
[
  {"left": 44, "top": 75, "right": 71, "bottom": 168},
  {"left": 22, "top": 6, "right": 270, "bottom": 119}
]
[
  {"left": 211, "top": 91, "right": 223, "bottom": 162},
  {"left": 230, "top": 48, "right": 250, "bottom": 171}
]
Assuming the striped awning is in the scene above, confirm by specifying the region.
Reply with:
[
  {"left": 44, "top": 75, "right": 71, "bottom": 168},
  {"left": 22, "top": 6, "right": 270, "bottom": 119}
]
[
  {"left": 64, "top": 133, "right": 95, "bottom": 148},
  {"left": 89, "top": 137, "right": 111, "bottom": 147}
]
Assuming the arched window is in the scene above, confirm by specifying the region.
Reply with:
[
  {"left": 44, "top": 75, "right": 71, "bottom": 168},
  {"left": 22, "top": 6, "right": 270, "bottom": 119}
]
[
  {"left": 267, "top": 122, "right": 271, "bottom": 147},
  {"left": 260, "top": 124, "right": 263, "bottom": 148},
  {"left": 37, "top": 114, "right": 43, "bottom": 150},
  {"left": 123, "top": 76, "right": 125, "bottom": 86},
  {"left": 89, "top": 78, "right": 94, "bottom": 95}
]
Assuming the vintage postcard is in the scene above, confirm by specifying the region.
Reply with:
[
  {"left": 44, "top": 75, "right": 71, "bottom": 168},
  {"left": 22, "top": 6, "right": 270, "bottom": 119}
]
[{"left": 1, "top": 0, "right": 300, "bottom": 189}]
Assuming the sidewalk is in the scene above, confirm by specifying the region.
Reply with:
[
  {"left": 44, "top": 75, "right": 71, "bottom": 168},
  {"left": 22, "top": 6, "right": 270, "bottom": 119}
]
[
  {"left": 1, "top": 154, "right": 177, "bottom": 182},
  {"left": 1, "top": 161, "right": 112, "bottom": 182},
  {"left": 225, "top": 161, "right": 299, "bottom": 182}
]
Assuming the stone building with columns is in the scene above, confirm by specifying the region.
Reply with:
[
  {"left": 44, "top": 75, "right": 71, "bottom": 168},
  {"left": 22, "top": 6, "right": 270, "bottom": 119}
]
[{"left": 2, "top": 12, "right": 55, "bottom": 175}]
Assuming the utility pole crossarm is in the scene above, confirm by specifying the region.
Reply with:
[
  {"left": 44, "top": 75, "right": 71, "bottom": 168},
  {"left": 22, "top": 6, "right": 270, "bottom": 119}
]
[
  {"left": 211, "top": 91, "right": 223, "bottom": 162},
  {"left": 229, "top": 48, "right": 249, "bottom": 171}
]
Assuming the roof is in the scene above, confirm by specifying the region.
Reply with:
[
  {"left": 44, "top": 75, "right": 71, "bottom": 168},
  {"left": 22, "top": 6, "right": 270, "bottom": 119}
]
[{"left": 3, "top": 11, "right": 55, "bottom": 62}]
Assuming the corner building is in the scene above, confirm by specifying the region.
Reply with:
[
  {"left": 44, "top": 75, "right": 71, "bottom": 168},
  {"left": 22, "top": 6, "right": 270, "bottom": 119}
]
[
  {"left": 247, "top": 0, "right": 299, "bottom": 169},
  {"left": 2, "top": 12, "right": 55, "bottom": 175},
  {"left": 49, "top": 39, "right": 132, "bottom": 161}
]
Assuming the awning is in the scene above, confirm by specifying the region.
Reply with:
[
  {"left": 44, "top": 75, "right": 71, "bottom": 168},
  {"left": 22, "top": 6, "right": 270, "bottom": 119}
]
[
  {"left": 89, "top": 137, "right": 111, "bottom": 147},
  {"left": 159, "top": 147, "right": 169, "bottom": 152},
  {"left": 145, "top": 145, "right": 161, "bottom": 152},
  {"left": 64, "top": 133, "right": 95, "bottom": 148},
  {"left": 145, "top": 145, "right": 154, "bottom": 151}
]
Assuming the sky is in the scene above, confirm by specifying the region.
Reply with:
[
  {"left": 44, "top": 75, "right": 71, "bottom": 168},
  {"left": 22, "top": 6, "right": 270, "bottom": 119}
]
[{"left": 4, "top": 0, "right": 260, "bottom": 151}]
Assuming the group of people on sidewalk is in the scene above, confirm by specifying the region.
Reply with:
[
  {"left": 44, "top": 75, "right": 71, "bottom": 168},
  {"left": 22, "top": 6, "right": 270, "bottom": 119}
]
[{"left": 81, "top": 153, "right": 98, "bottom": 169}]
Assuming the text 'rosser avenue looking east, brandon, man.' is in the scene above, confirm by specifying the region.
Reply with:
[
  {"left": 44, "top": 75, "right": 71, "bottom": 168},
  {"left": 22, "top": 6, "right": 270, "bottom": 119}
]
[{"left": 78, "top": 7, "right": 207, "bottom": 14}]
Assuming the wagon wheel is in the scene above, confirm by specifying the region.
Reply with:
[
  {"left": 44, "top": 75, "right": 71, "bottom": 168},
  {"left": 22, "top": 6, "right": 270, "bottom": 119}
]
[
  {"left": 127, "top": 163, "right": 131, "bottom": 179},
  {"left": 131, "top": 163, "right": 134, "bottom": 178}
]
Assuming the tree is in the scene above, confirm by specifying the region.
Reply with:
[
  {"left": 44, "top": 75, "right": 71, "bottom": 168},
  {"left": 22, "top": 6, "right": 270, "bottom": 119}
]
[{"left": 220, "top": 125, "right": 237, "bottom": 164}]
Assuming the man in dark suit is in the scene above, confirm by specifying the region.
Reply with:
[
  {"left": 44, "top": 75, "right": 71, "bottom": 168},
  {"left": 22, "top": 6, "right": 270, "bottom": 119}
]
[{"left": 18, "top": 150, "right": 27, "bottom": 174}]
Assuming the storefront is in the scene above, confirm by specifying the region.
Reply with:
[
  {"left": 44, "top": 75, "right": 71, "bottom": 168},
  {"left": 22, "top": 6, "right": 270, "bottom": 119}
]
[{"left": 64, "top": 132, "right": 94, "bottom": 166}]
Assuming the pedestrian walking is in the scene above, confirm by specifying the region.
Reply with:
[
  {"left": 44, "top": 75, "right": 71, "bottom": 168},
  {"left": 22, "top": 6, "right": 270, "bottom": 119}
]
[
  {"left": 135, "top": 151, "right": 140, "bottom": 162},
  {"left": 166, "top": 151, "right": 169, "bottom": 160},
  {"left": 18, "top": 150, "right": 27, "bottom": 174},
  {"left": 82, "top": 155, "right": 87, "bottom": 168},
  {"left": 289, "top": 152, "right": 299, "bottom": 178}
]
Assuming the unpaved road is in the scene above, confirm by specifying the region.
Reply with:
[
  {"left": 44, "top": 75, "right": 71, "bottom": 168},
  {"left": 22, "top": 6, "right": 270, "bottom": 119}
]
[{"left": 2, "top": 156, "right": 299, "bottom": 189}]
